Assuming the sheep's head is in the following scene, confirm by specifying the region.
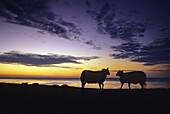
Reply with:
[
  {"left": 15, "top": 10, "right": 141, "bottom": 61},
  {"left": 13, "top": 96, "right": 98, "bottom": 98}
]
[
  {"left": 116, "top": 70, "right": 123, "bottom": 76},
  {"left": 106, "top": 68, "right": 110, "bottom": 75},
  {"left": 102, "top": 68, "right": 110, "bottom": 75}
]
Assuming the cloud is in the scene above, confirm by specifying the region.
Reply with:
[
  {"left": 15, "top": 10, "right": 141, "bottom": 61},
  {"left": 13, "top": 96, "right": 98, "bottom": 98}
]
[
  {"left": 86, "top": 1, "right": 169, "bottom": 67},
  {"left": 111, "top": 40, "right": 141, "bottom": 53},
  {"left": 112, "top": 69, "right": 170, "bottom": 72},
  {"left": 86, "top": 2, "right": 169, "bottom": 66},
  {"left": 85, "top": 0, "right": 91, "bottom": 8},
  {"left": 0, "top": 51, "right": 100, "bottom": 67},
  {"left": 145, "top": 70, "right": 170, "bottom": 72},
  {"left": 111, "top": 28, "right": 170, "bottom": 66},
  {"left": 0, "top": 0, "right": 81, "bottom": 40},
  {"left": 85, "top": 40, "right": 102, "bottom": 50},
  {"left": 86, "top": 3, "right": 149, "bottom": 41},
  {"left": 132, "top": 38, "right": 170, "bottom": 66},
  {"left": 95, "top": 0, "right": 101, "bottom": 3},
  {"left": 63, "top": 1, "right": 70, "bottom": 6},
  {"left": 118, "top": 11, "right": 141, "bottom": 17},
  {"left": 36, "top": 65, "right": 82, "bottom": 69},
  {"left": 139, "top": 34, "right": 144, "bottom": 37},
  {"left": 110, "top": 40, "right": 141, "bottom": 59}
]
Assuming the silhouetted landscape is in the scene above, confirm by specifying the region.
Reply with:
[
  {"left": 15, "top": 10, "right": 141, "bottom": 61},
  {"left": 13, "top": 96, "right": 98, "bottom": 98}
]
[
  {"left": 0, "top": 83, "right": 169, "bottom": 113},
  {"left": 0, "top": 0, "right": 170, "bottom": 113}
]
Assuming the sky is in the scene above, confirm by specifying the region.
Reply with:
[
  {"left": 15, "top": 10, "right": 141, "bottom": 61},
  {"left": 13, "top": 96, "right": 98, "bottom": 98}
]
[{"left": 0, "top": 0, "right": 170, "bottom": 78}]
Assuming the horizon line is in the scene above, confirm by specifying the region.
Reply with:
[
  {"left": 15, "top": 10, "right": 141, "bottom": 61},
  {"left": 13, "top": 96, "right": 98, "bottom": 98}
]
[{"left": 0, "top": 76, "right": 169, "bottom": 79}]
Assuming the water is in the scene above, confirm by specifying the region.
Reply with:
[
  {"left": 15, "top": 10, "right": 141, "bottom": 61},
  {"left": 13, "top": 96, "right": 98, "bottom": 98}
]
[{"left": 0, "top": 77, "right": 170, "bottom": 89}]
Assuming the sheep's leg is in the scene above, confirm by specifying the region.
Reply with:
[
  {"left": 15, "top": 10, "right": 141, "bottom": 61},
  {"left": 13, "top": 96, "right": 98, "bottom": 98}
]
[
  {"left": 128, "top": 83, "right": 131, "bottom": 89},
  {"left": 102, "top": 83, "right": 104, "bottom": 89},
  {"left": 82, "top": 83, "right": 86, "bottom": 89},
  {"left": 120, "top": 83, "right": 124, "bottom": 89},
  {"left": 99, "top": 83, "right": 101, "bottom": 89},
  {"left": 140, "top": 83, "right": 144, "bottom": 89}
]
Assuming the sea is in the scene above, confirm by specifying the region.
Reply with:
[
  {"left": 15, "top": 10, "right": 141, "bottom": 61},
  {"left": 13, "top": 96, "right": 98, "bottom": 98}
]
[{"left": 0, "top": 77, "right": 170, "bottom": 89}]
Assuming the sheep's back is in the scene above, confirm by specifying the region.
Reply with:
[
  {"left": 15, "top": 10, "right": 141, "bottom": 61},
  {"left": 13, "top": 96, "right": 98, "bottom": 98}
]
[
  {"left": 81, "top": 70, "right": 106, "bottom": 83},
  {"left": 120, "top": 71, "right": 146, "bottom": 83}
]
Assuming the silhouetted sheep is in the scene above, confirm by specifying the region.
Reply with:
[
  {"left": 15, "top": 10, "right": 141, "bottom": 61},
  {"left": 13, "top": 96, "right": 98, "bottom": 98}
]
[
  {"left": 53, "top": 85, "right": 59, "bottom": 87},
  {"left": 32, "top": 83, "right": 39, "bottom": 86},
  {"left": 80, "top": 68, "right": 110, "bottom": 89},
  {"left": 116, "top": 70, "right": 146, "bottom": 89},
  {"left": 61, "top": 84, "right": 68, "bottom": 87},
  {"left": 22, "top": 83, "right": 28, "bottom": 85}
]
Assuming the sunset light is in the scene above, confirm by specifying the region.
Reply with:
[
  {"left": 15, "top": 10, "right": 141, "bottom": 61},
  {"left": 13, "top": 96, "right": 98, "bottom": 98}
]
[
  {"left": 0, "top": 0, "right": 170, "bottom": 78},
  {"left": 0, "top": 0, "right": 170, "bottom": 113}
]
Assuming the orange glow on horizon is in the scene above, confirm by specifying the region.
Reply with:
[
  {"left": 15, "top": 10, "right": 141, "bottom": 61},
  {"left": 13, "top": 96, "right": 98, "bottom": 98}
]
[
  {"left": 0, "top": 60, "right": 166, "bottom": 78},
  {"left": 0, "top": 63, "right": 81, "bottom": 77}
]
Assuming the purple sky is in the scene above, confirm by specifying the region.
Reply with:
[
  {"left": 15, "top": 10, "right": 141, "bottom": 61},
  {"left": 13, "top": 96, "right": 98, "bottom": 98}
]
[{"left": 0, "top": 0, "right": 170, "bottom": 77}]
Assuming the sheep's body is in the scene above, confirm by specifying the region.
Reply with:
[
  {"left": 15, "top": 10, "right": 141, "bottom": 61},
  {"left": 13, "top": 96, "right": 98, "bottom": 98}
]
[
  {"left": 120, "top": 71, "right": 146, "bottom": 83},
  {"left": 81, "top": 70, "right": 106, "bottom": 83},
  {"left": 116, "top": 70, "right": 146, "bottom": 89},
  {"left": 80, "top": 68, "right": 110, "bottom": 89}
]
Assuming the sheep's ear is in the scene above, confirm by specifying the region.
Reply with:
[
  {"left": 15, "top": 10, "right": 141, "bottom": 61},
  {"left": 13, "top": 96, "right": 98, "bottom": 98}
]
[{"left": 107, "top": 67, "right": 109, "bottom": 70}]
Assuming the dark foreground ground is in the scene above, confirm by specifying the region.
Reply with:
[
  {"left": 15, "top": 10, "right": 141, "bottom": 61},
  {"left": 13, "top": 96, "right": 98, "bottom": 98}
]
[{"left": 0, "top": 83, "right": 169, "bottom": 113}]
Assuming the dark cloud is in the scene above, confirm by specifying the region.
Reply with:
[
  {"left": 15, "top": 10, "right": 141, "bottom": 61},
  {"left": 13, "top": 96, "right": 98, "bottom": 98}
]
[
  {"left": 86, "top": 10, "right": 97, "bottom": 19},
  {"left": 63, "top": 1, "right": 70, "bottom": 6},
  {"left": 85, "top": 0, "right": 91, "bottom": 8},
  {"left": 139, "top": 34, "right": 144, "bottom": 37},
  {"left": 86, "top": 3, "right": 149, "bottom": 41},
  {"left": 0, "top": 0, "right": 81, "bottom": 40},
  {"left": 36, "top": 65, "right": 82, "bottom": 69},
  {"left": 95, "top": 0, "right": 100, "bottom": 3},
  {"left": 86, "top": 2, "right": 169, "bottom": 66},
  {"left": 104, "top": 20, "right": 147, "bottom": 41},
  {"left": 85, "top": 40, "right": 102, "bottom": 50},
  {"left": 111, "top": 40, "right": 140, "bottom": 59},
  {"left": 111, "top": 28, "right": 170, "bottom": 66},
  {"left": 111, "top": 40, "right": 141, "bottom": 53},
  {"left": 118, "top": 11, "right": 140, "bottom": 17},
  {"left": 132, "top": 38, "right": 170, "bottom": 66},
  {"left": 112, "top": 69, "right": 170, "bottom": 72},
  {"left": 70, "top": 15, "right": 79, "bottom": 19},
  {"left": 145, "top": 70, "right": 170, "bottom": 72},
  {"left": 0, "top": 51, "right": 100, "bottom": 67}
]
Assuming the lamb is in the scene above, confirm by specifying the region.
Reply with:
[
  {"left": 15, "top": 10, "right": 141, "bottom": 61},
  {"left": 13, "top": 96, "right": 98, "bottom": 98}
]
[
  {"left": 80, "top": 68, "right": 110, "bottom": 89},
  {"left": 116, "top": 70, "right": 146, "bottom": 89}
]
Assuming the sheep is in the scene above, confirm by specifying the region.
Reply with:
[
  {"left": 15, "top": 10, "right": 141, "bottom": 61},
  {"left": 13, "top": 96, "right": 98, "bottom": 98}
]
[
  {"left": 80, "top": 68, "right": 110, "bottom": 89},
  {"left": 116, "top": 70, "right": 146, "bottom": 89}
]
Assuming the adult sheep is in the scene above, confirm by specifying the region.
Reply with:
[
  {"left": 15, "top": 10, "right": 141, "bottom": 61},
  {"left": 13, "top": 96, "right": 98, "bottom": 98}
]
[
  {"left": 116, "top": 70, "right": 146, "bottom": 89},
  {"left": 80, "top": 68, "right": 110, "bottom": 89}
]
